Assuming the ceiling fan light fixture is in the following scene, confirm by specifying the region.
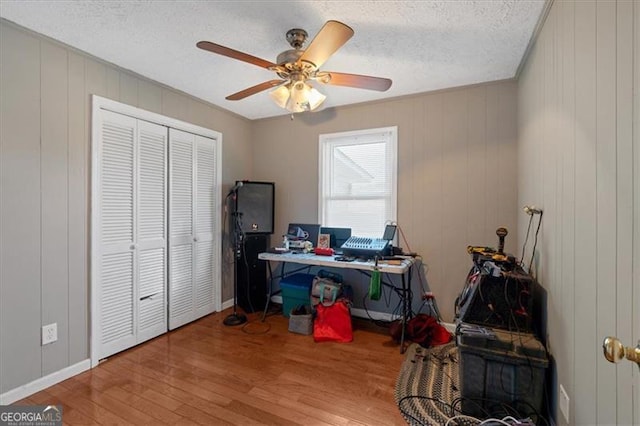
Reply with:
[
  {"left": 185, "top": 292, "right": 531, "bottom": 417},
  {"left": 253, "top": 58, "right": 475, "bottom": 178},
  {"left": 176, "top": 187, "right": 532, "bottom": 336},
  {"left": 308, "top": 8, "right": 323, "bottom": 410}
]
[
  {"left": 306, "top": 86, "right": 326, "bottom": 110},
  {"left": 285, "top": 93, "right": 306, "bottom": 113},
  {"left": 269, "top": 82, "right": 325, "bottom": 113},
  {"left": 268, "top": 85, "right": 290, "bottom": 109},
  {"left": 290, "top": 81, "right": 309, "bottom": 105}
]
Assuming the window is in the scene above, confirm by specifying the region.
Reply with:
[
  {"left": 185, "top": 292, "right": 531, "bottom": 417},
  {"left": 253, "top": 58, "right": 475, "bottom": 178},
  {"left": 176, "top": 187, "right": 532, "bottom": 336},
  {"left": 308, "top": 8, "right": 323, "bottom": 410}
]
[{"left": 319, "top": 126, "right": 397, "bottom": 238}]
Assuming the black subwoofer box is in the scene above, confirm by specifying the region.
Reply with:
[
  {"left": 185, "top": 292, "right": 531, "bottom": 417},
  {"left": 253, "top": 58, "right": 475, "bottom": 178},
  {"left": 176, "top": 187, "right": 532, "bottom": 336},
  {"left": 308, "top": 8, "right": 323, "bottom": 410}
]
[{"left": 236, "top": 234, "right": 269, "bottom": 313}]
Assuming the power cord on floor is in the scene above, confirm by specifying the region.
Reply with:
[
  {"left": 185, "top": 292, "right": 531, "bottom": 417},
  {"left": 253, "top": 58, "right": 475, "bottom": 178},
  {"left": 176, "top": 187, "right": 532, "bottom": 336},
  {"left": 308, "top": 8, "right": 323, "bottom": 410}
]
[
  {"left": 397, "top": 395, "right": 455, "bottom": 425},
  {"left": 448, "top": 396, "right": 548, "bottom": 426},
  {"left": 241, "top": 319, "right": 271, "bottom": 334},
  {"left": 445, "top": 414, "right": 483, "bottom": 425},
  {"left": 444, "top": 414, "right": 537, "bottom": 426}
]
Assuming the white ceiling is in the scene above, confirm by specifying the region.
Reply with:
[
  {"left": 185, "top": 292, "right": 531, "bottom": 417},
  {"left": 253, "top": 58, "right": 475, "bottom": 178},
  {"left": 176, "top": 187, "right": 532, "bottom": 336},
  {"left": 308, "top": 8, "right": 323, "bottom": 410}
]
[{"left": 0, "top": 1, "right": 546, "bottom": 120}]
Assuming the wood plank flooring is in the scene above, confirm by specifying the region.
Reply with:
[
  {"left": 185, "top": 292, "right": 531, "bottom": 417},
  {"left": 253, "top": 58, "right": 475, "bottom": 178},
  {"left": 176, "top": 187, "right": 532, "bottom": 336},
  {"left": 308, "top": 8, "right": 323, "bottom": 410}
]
[{"left": 18, "top": 309, "right": 408, "bottom": 425}]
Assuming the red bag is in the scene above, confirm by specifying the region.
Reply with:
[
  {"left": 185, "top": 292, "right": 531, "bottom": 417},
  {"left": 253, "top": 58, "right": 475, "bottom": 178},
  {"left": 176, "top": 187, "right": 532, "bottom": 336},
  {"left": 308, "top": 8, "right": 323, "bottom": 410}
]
[
  {"left": 389, "top": 314, "right": 452, "bottom": 347},
  {"left": 406, "top": 314, "right": 451, "bottom": 347},
  {"left": 313, "top": 299, "right": 353, "bottom": 343}
]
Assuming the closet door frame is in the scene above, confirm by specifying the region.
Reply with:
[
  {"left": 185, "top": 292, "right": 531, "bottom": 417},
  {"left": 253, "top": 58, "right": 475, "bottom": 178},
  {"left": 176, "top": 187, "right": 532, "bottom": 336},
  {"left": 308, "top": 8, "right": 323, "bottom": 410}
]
[{"left": 91, "top": 96, "right": 222, "bottom": 367}]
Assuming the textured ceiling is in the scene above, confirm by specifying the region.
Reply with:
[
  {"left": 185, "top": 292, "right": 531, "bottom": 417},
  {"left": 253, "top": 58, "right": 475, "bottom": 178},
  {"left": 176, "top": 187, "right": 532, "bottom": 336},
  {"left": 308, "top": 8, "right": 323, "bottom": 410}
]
[{"left": 0, "top": 1, "right": 546, "bottom": 120}]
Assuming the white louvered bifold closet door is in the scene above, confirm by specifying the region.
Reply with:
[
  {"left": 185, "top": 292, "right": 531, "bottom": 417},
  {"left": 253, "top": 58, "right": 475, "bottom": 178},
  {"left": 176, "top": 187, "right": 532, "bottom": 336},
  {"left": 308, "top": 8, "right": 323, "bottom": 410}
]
[
  {"left": 136, "top": 120, "right": 168, "bottom": 343},
  {"left": 168, "top": 129, "right": 217, "bottom": 329},
  {"left": 95, "top": 111, "right": 168, "bottom": 361},
  {"left": 194, "top": 135, "right": 217, "bottom": 319},
  {"left": 97, "top": 111, "right": 137, "bottom": 359}
]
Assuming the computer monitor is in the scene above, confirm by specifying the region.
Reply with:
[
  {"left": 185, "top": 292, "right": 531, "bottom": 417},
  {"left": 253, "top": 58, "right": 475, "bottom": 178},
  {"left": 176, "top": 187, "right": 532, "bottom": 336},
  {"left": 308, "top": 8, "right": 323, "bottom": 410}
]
[
  {"left": 320, "top": 227, "right": 352, "bottom": 252},
  {"left": 287, "top": 223, "right": 321, "bottom": 246}
]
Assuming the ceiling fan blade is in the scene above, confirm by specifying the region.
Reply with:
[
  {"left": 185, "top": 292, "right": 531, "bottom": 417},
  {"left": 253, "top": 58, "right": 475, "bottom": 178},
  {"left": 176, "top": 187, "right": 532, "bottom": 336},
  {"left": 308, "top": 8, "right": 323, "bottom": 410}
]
[
  {"left": 197, "top": 41, "right": 277, "bottom": 70},
  {"left": 226, "top": 80, "right": 286, "bottom": 101},
  {"left": 297, "top": 20, "right": 354, "bottom": 69},
  {"left": 321, "top": 72, "right": 392, "bottom": 91}
]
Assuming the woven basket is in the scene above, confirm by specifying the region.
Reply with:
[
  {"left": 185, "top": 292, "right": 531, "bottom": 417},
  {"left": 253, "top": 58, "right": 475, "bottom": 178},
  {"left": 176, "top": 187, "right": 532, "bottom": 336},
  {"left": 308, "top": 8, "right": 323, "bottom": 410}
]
[{"left": 288, "top": 305, "right": 313, "bottom": 335}]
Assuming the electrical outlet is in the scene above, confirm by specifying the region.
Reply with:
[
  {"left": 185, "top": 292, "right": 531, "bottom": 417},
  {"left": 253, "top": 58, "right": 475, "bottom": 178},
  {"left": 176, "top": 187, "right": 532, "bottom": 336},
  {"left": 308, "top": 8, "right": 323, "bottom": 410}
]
[
  {"left": 42, "top": 323, "right": 57, "bottom": 345},
  {"left": 559, "top": 384, "right": 570, "bottom": 423}
]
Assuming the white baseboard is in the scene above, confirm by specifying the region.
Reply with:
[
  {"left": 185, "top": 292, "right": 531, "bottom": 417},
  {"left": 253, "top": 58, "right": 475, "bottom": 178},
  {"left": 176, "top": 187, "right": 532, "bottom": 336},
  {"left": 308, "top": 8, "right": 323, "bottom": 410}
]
[
  {"left": 269, "top": 295, "right": 456, "bottom": 331},
  {"left": 442, "top": 322, "right": 456, "bottom": 333},
  {"left": 0, "top": 359, "right": 91, "bottom": 405},
  {"left": 0, "top": 315, "right": 453, "bottom": 405},
  {"left": 272, "top": 296, "right": 392, "bottom": 320},
  {"left": 350, "top": 307, "right": 396, "bottom": 321},
  {"left": 350, "top": 309, "right": 456, "bottom": 334},
  {"left": 221, "top": 298, "right": 234, "bottom": 310},
  {"left": 271, "top": 295, "right": 283, "bottom": 304}
]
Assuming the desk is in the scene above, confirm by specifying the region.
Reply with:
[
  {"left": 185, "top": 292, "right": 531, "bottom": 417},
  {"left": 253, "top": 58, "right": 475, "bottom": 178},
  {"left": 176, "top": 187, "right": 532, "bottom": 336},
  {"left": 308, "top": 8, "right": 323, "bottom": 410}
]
[{"left": 258, "top": 252, "right": 415, "bottom": 353}]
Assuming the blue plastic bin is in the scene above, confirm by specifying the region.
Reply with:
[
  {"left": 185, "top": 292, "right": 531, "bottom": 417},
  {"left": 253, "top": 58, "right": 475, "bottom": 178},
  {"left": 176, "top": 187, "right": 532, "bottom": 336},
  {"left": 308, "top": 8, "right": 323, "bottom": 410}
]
[{"left": 280, "top": 273, "right": 314, "bottom": 317}]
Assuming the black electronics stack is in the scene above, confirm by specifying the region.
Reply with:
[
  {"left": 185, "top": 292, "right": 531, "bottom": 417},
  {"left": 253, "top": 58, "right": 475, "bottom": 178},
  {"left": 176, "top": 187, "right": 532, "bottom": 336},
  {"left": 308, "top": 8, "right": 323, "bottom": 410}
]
[
  {"left": 455, "top": 227, "right": 535, "bottom": 333},
  {"left": 454, "top": 228, "right": 548, "bottom": 421},
  {"left": 454, "top": 252, "right": 534, "bottom": 332},
  {"left": 456, "top": 326, "right": 548, "bottom": 419},
  {"left": 234, "top": 181, "right": 274, "bottom": 313}
]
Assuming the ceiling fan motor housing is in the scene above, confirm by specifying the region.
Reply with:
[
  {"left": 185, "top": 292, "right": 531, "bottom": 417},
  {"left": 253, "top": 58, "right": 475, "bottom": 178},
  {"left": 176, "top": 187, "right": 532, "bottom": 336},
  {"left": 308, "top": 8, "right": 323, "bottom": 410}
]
[
  {"left": 285, "top": 28, "right": 308, "bottom": 49},
  {"left": 276, "top": 49, "right": 303, "bottom": 67}
]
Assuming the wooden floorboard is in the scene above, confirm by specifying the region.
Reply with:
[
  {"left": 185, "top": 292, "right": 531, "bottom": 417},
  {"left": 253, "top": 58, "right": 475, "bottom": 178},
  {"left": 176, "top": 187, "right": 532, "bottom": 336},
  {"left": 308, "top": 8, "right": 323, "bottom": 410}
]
[{"left": 18, "top": 309, "right": 408, "bottom": 425}]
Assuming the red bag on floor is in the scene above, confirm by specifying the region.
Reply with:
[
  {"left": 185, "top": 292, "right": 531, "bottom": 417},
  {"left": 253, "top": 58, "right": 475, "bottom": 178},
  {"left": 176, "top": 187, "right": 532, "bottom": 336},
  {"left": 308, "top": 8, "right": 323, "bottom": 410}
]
[
  {"left": 406, "top": 314, "right": 451, "bottom": 347},
  {"left": 389, "top": 314, "right": 452, "bottom": 348},
  {"left": 313, "top": 299, "right": 353, "bottom": 343}
]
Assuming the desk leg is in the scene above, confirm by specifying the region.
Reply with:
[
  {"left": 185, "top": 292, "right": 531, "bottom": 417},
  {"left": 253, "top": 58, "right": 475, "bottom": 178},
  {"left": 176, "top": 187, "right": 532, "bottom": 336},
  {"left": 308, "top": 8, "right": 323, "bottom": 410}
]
[
  {"left": 399, "top": 265, "right": 413, "bottom": 354},
  {"left": 261, "top": 261, "right": 275, "bottom": 322}
]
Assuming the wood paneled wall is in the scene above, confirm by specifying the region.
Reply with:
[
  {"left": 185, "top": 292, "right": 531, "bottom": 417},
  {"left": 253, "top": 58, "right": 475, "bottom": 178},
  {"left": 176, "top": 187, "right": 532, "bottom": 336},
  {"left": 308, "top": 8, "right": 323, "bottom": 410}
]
[
  {"left": 0, "top": 19, "right": 252, "bottom": 395},
  {"left": 251, "top": 81, "right": 519, "bottom": 323},
  {"left": 517, "top": 1, "right": 639, "bottom": 424}
]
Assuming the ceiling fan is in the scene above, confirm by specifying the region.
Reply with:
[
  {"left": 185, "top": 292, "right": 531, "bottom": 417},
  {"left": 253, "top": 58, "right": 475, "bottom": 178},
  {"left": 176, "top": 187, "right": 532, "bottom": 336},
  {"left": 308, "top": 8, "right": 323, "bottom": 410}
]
[{"left": 196, "top": 20, "right": 392, "bottom": 113}]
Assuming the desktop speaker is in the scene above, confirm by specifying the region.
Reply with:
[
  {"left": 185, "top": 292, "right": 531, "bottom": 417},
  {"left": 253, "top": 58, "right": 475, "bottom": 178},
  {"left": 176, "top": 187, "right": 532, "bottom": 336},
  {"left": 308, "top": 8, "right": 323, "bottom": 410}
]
[{"left": 235, "top": 181, "right": 274, "bottom": 234}]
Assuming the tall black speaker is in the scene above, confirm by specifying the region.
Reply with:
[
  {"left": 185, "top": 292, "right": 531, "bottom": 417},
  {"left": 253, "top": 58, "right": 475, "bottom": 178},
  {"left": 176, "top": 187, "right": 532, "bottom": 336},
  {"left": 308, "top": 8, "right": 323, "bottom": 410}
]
[
  {"left": 237, "top": 234, "right": 269, "bottom": 313},
  {"left": 235, "top": 181, "right": 274, "bottom": 234}
]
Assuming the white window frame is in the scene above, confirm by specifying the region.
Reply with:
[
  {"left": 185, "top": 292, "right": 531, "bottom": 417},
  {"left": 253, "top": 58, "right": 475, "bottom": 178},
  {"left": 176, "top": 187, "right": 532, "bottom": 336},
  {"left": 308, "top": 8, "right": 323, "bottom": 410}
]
[{"left": 318, "top": 126, "right": 398, "bottom": 237}]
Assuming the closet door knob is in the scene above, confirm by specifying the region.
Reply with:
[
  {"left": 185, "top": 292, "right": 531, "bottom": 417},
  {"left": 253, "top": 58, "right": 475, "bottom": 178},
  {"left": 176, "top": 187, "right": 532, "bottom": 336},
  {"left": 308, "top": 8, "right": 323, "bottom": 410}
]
[
  {"left": 193, "top": 237, "right": 199, "bottom": 242},
  {"left": 130, "top": 244, "right": 136, "bottom": 250}
]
